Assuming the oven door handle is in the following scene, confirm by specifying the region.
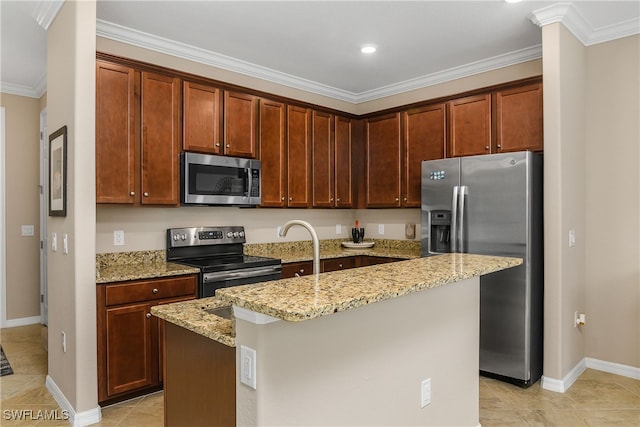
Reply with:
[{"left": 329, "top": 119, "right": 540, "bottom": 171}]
[{"left": 203, "top": 265, "right": 281, "bottom": 283}]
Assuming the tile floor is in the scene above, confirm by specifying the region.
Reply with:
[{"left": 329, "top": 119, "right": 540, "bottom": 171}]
[{"left": 1, "top": 324, "right": 639, "bottom": 426}]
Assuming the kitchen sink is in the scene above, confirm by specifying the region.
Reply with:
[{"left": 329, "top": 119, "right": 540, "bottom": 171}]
[{"left": 203, "top": 305, "right": 233, "bottom": 320}]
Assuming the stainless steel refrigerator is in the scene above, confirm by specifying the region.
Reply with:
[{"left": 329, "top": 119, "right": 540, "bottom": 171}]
[{"left": 421, "top": 151, "right": 543, "bottom": 387}]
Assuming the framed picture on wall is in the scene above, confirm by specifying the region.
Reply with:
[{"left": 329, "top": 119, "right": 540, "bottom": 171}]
[{"left": 49, "top": 125, "right": 67, "bottom": 217}]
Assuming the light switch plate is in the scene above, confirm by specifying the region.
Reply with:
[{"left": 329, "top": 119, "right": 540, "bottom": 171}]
[
  {"left": 114, "top": 230, "right": 125, "bottom": 246},
  {"left": 51, "top": 233, "right": 57, "bottom": 251},
  {"left": 336, "top": 224, "right": 342, "bottom": 235},
  {"left": 378, "top": 224, "right": 385, "bottom": 235}
]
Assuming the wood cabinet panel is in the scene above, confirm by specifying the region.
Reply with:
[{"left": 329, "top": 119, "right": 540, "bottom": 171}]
[
  {"left": 95, "top": 61, "right": 138, "bottom": 204},
  {"left": 97, "top": 275, "right": 197, "bottom": 404},
  {"left": 105, "top": 302, "right": 156, "bottom": 397},
  {"left": 448, "top": 94, "right": 491, "bottom": 157},
  {"left": 182, "top": 81, "right": 223, "bottom": 154},
  {"left": 495, "top": 83, "right": 543, "bottom": 153},
  {"left": 281, "top": 261, "right": 314, "bottom": 278},
  {"left": 335, "top": 116, "right": 353, "bottom": 208},
  {"left": 366, "top": 113, "right": 402, "bottom": 207},
  {"left": 140, "top": 72, "right": 181, "bottom": 205},
  {"left": 287, "top": 105, "right": 312, "bottom": 207},
  {"left": 259, "top": 99, "right": 287, "bottom": 207},
  {"left": 312, "top": 111, "right": 334, "bottom": 207},
  {"left": 321, "top": 257, "right": 357, "bottom": 272},
  {"left": 402, "top": 104, "right": 446, "bottom": 207},
  {"left": 224, "top": 91, "right": 258, "bottom": 158}
]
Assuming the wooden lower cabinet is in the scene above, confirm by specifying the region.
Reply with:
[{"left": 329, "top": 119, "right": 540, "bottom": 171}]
[
  {"left": 97, "top": 274, "right": 197, "bottom": 404},
  {"left": 282, "top": 255, "right": 404, "bottom": 278},
  {"left": 163, "top": 322, "right": 236, "bottom": 427}
]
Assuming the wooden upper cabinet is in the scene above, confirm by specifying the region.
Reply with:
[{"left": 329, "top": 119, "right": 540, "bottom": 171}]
[
  {"left": 224, "top": 91, "right": 258, "bottom": 158},
  {"left": 96, "top": 61, "right": 138, "bottom": 204},
  {"left": 311, "top": 111, "right": 334, "bottom": 208},
  {"left": 334, "top": 115, "right": 353, "bottom": 208},
  {"left": 182, "top": 81, "right": 223, "bottom": 154},
  {"left": 287, "top": 106, "right": 312, "bottom": 207},
  {"left": 402, "top": 104, "right": 446, "bottom": 207},
  {"left": 140, "top": 71, "right": 181, "bottom": 205},
  {"left": 365, "top": 113, "right": 402, "bottom": 208},
  {"left": 448, "top": 94, "right": 491, "bottom": 158},
  {"left": 259, "top": 99, "right": 287, "bottom": 207},
  {"left": 495, "top": 83, "right": 543, "bottom": 153}
]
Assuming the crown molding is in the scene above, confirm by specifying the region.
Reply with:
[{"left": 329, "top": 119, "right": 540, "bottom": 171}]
[
  {"left": 529, "top": 2, "right": 640, "bottom": 46},
  {"left": 0, "top": 81, "right": 43, "bottom": 99},
  {"left": 32, "top": 0, "right": 65, "bottom": 30},
  {"left": 97, "top": 19, "right": 542, "bottom": 105}
]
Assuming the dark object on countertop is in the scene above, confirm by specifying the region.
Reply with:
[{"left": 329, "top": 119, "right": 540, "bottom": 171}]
[{"left": 1, "top": 346, "right": 13, "bottom": 376}]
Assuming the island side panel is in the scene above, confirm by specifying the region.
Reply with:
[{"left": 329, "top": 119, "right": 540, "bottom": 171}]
[
  {"left": 163, "top": 321, "right": 236, "bottom": 426},
  {"left": 234, "top": 277, "right": 480, "bottom": 427}
]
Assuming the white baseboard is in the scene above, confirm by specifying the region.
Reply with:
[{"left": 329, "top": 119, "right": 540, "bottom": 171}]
[
  {"left": 45, "top": 376, "right": 102, "bottom": 427},
  {"left": 585, "top": 357, "right": 640, "bottom": 380},
  {"left": 541, "top": 357, "right": 640, "bottom": 393},
  {"left": 3, "top": 315, "right": 41, "bottom": 328}
]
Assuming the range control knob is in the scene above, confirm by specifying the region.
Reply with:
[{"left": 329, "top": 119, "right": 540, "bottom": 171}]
[
  {"left": 173, "top": 234, "right": 179, "bottom": 241},
  {"left": 233, "top": 232, "right": 239, "bottom": 238},
  {"left": 181, "top": 234, "right": 187, "bottom": 241},
  {"left": 227, "top": 232, "right": 233, "bottom": 238},
  {"left": 239, "top": 231, "right": 245, "bottom": 238}
]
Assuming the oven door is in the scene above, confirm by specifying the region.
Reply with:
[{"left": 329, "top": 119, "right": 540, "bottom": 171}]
[{"left": 200, "top": 265, "right": 281, "bottom": 297}]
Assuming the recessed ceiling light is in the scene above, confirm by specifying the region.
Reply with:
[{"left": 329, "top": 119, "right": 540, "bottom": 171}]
[{"left": 361, "top": 45, "right": 377, "bottom": 54}]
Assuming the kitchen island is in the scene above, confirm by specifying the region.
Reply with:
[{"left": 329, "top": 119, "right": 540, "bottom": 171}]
[{"left": 152, "top": 253, "right": 521, "bottom": 426}]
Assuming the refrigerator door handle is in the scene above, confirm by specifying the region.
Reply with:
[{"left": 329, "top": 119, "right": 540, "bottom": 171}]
[
  {"left": 451, "top": 186, "right": 459, "bottom": 252},
  {"left": 459, "top": 185, "right": 468, "bottom": 253}
]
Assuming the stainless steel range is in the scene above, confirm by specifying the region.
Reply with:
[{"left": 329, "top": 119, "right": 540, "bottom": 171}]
[{"left": 166, "top": 226, "right": 281, "bottom": 298}]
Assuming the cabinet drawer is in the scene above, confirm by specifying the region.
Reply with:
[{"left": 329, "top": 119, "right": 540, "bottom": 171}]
[
  {"left": 105, "top": 275, "right": 197, "bottom": 306},
  {"left": 322, "top": 257, "right": 357, "bottom": 273}
]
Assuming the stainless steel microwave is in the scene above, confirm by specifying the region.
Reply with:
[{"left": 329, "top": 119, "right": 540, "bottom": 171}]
[{"left": 181, "top": 152, "right": 261, "bottom": 206}]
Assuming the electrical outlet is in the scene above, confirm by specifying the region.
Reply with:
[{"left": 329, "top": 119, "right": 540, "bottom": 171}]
[
  {"left": 51, "top": 233, "right": 57, "bottom": 251},
  {"left": 240, "top": 345, "right": 257, "bottom": 389},
  {"left": 114, "top": 230, "right": 125, "bottom": 246},
  {"left": 421, "top": 378, "right": 431, "bottom": 408},
  {"left": 336, "top": 224, "right": 342, "bottom": 235},
  {"left": 378, "top": 224, "right": 385, "bottom": 235},
  {"left": 63, "top": 234, "right": 69, "bottom": 254},
  {"left": 575, "top": 311, "right": 586, "bottom": 327},
  {"left": 21, "top": 225, "right": 34, "bottom": 236},
  {"left": 61, "top": 331, "right": 67, "bottom": 353},
  {"left": 568, "top": 229, "right": 576, "bottom": 247}
]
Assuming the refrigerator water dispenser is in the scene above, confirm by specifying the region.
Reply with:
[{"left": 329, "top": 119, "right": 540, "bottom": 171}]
[{"left": 430, "top": 210, "right": 451, "bottom": 253}]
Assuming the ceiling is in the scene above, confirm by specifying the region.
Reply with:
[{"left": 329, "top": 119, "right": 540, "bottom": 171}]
[{"left": 1, "top": 1, "right": 638, "bottom": 102}]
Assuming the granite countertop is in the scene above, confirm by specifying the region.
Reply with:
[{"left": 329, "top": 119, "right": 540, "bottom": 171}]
[
  {"left": 152, "top": 253, "right": 521, "bottom": 347},
  {"left": 151, "top": 297, "right": 235, "bottom": 347},
  {"left": 95, "top": 250, "right": 199, "bottom": 284},
  {"left": 216, "top": 253, "right": 522, "bottom": 323}
]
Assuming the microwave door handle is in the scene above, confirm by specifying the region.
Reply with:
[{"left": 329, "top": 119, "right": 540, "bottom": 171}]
[{"left": 245, "top": 168, "right": 251, "bottom": 197}]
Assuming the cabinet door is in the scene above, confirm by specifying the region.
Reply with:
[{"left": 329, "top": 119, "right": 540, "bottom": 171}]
[
  {"left": 334, "top": 116, "right": 353, "bottom": 208},
  {"left": 281, "top": 261, "right": 314, "bottom": 278},
  {"left": 183, "top": 81, "right": 223, "bottom": 154},
  {"left": 96, "top": 61, "right": 138, "bottom": 204},
  {"left": 402, "top": 104, "right": 446, "bottom": 207},
  {"left": 155, "top": 295, "right": 197, "bottom": 384},
  {"left": 224, "top": 91, "right": 258, "bottom": 158},
  {"left": 287, "top": 105, "right": 312, "bottom": 208},
  {"left": 105, "top": 302, "right": 156, "bottom": 397},
  {"left": 448, "top": 94, "right": 491, "bottom": 157},
  {"left": 495, "top": 83, "right": 543, "bottom": 153},
  {"left": 366, "top": 113, "right": 402, "bottom": 207},
  {"left": 312, "top": 111, "right": 334, "bottom": 208},
  {"left": 141, "top": 72, "right": 181, "bottom": 205},
  {"left": 259, "top": 99, "right": 287, "bottom": 207}
]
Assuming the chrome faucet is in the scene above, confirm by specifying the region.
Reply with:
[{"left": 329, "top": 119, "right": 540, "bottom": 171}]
[{"left": 279, "top": 220, "right": 320, "bottom": 275}]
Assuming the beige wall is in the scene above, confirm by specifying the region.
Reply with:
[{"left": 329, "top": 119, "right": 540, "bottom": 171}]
[
  {"left": 584, "top": 35, "right": 640, "bottom": 368},
  {"left": 47, "top": 0, "right": 98, "bottom": 415},
  {"left": 235, "top": 277, "right": 481, "bottom": 426},
  {"left": 0, "top": 93, "right": 41, "bottom": 321}
]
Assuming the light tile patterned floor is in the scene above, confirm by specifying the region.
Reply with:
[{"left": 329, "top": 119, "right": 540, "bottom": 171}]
[{"left": 2, "top": 324, "right": 639, "bottom": 426}]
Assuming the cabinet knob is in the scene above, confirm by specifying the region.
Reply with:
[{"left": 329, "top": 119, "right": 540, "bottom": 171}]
[
  {"left": 215, "top": 143, "right": 220, "bottom": 147},
  {"left": 336, "top": 198, "right": 340, "bottom": 202},
  {"left": 485, "top": 146, "right": 490, "bottom": 150},
  {"left": 143, "top": 192, "right": 149, "bottom": 197},
  {"left": 330, "top": 197, "right": 334, "bottom": 202},
  {"left": 497, "top": 144, "right": 502, "bottom": 149},
  {"left": 146, "top": 313, "right": 152, "bottom": 319},
  {"left": 152, "top": 288, "right": 158, "bottom": 294},
  {"left": 395, "top": 197, "right": 399, "bottom": 202},
  {"left": 281, "top": 197, "right": 285, "bottom": 201},
  {"left": 294, "top": 273, "right": 301, "bottom": 277},
  {"left": 289, "top": 197, "right": 293, "bottom": 201},
  {"left": 299, "top": 269, "right": 304, "bottom": 274},
  {"left": 226, "top": 144, "right": 230, "bottom": 148},
  {"left": 403, "top": 197, "right": 408, "bottom": 202},
  {"left": 130, "top": 192, "right": 135, "bottom": 196},
  {"left": 339, "top": 264, "right": 343, "bottom": 268}
]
